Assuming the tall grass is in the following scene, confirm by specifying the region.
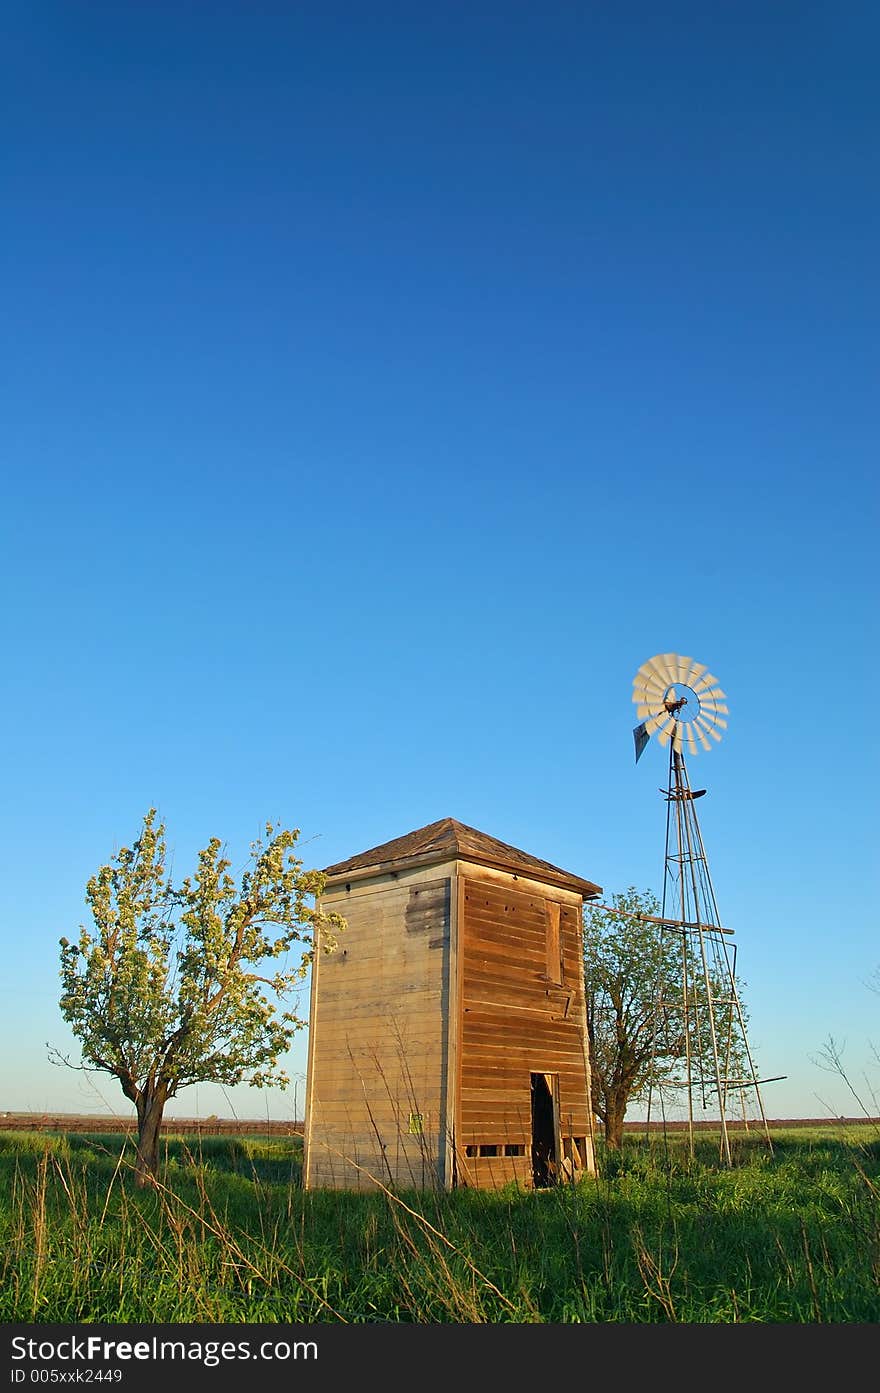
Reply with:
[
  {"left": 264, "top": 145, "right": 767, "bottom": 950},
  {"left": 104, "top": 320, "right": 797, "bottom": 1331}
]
[{"left": 0, "top": 1126, "right": 878, "bottom": 1323}]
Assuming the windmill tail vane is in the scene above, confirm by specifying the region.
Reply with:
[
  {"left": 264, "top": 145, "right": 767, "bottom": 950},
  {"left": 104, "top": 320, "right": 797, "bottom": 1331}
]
[{"left": 633, "top": 721, "right": 650, "bottom": 764}]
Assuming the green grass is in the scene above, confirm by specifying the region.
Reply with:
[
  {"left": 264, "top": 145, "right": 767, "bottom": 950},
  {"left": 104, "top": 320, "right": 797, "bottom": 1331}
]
[{"left": 1, "top": 1125, "right": 878, "bottom": 1323}]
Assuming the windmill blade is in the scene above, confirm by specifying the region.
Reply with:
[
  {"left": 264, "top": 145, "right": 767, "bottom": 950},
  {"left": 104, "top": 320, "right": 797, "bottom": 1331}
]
[
  {"left": 634, "top": 674, "right": 669, "bottom": 700},
  {"left": 673, "top": 656, "right": 695, "bottom": 687},
  {"left": 681, "top": 658, "right": 708, "bottom": 689},
  {"left": 693, "top": 672, "right": 726, "bottom": 699},
  {"left": 643, "top": 654, "right": 679, "bottom": 694},
  {"left": 632, "top": 673, "right": 657, "bottom": 702},
  {"left": 696, "top": 686, "right": 728, "bottom": 709},
  {"left": 655, "top": 714, "right": 677, "bottom": 747},
  {"left": 701, "top": 700, "right": 729, "bottom": 718},
  {"left": 672, "top": 722, "right": 685, "bottom": 754},
  {"left": 636, "top": 654, "right": 669, "bottom": 682},
  {"left": 633, "top": 678, "right": 671, "bottom": 711},
  {"left": 634, "top": 658, "right": 660, "bottom": 685},
  {"left": 658, "top": 654, "right": 682, "bottom": 692},
  {"left": 696, "top": 708, "right": 728, "bottom": 733},
  {"left": 683, "top": 721, "right": 698, "bottom": 755},
  {"left": 637, "top": 702, "right": 668, "bottom": 722},
  {"left": 637, "top": 700, "right": 665, "bottom": 718},
  {"left": 695, "top": 713, "right": 724, "bottom": 743},
  {"left": 633, "top": 656, "right": 665, "bottom": 687},
  {"left": 694, "top": 724, "right": 713, "bottom": 752},
  {"left": 636, "top": 686, "right": 670, "bottom": 714},
  {"left": 633, "top": 675, "right": 667, "bottom": 706},
  {"left": 632, "top": 674, "right": 665, "bottom": 696},
  {"left": 644, "top": 711, "right": 672, "bottom": 736}
]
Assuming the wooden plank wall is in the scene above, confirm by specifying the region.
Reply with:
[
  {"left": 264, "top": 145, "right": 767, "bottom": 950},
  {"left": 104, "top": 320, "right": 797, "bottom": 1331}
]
[
  {"left": 457, "top": 874, "right": 593, "bottom": 1188},
  {"left": 303, "top": 868, "right": 452, "bottom": 1190}
]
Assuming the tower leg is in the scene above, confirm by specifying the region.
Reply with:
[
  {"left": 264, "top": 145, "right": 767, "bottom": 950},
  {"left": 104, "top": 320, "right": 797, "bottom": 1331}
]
[{"left": 651, "top": 744, "right": 771, "bottom": 1165}]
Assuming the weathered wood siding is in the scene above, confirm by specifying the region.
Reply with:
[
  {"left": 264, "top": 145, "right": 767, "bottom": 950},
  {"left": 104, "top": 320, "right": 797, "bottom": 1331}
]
[
  {"left": 456, "top": 870, "right": 594, "bottom": 1188},
  {"left": 303, "top": 864, "right": 453, "bottom": 1191}
]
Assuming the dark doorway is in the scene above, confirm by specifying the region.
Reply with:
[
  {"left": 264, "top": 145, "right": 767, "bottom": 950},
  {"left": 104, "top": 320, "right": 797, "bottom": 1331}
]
[{"left": 530, "top": 1072, "right": 559, "bottom": 1188}]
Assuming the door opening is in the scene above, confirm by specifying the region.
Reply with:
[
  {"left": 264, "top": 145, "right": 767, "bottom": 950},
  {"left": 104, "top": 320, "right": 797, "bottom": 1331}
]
[{"left": 530, "top": 1072, "right": 560, "bottom": 1188}]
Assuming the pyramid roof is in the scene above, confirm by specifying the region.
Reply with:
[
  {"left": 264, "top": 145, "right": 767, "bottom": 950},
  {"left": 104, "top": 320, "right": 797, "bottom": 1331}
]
[{"left": 322, "top": 816, "right": 601, "bottom": 898}]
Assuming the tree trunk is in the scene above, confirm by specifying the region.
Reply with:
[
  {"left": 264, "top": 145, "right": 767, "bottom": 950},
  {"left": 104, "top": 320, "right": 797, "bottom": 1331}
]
[
  {"left": 604, "top": 1099, "right": 626, "bottom": 1150},
  {"left": 134, "top": 1088, "right": 167, "bottom": 1187}
]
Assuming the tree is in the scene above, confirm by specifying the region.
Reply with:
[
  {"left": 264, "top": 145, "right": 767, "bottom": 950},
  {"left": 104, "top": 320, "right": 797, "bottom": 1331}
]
[
  {"left": 583, "top": 887, "right": 685, "bottom": 1149},
  {"left": 583, "top": 887, "right": 757, "bottom": 1150},
  {"left": 55, "top": 810, "right": 345, "bottom": 1186}
]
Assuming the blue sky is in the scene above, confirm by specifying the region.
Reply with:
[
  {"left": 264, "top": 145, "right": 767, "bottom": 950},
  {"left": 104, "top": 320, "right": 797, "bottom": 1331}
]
[{"left": 2, "top": 2, "right": 877, "bottom": 1123}]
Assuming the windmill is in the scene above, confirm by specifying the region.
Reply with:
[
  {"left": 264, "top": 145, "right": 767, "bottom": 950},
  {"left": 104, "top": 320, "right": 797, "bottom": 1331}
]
[{"left": 632, "top": 653, "right": 777, "bottom": 1164}]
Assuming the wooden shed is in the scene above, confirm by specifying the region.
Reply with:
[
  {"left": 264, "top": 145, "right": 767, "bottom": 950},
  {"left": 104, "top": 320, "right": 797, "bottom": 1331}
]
[{"left": 302, "top": 817, "right": 602, "bottom": 1191}]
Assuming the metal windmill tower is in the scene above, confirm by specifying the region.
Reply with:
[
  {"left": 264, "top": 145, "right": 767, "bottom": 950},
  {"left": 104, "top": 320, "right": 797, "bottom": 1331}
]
[{"left": 632, "top": 653, "right": 777, "bottom": 1164}]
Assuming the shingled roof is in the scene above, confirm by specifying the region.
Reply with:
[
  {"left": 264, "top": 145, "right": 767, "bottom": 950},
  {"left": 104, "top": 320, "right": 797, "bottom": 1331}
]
[{"left": 322, "top": 817, "right": 602, "bottom": 898}]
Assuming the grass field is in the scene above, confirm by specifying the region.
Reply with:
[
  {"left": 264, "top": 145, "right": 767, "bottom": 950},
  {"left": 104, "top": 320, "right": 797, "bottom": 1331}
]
[{"left": 1, "top": 1124, "right": 878, "bottom": 1323}]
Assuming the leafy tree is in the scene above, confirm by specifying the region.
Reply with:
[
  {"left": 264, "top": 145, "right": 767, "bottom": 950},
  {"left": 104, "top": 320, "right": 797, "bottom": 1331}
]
[
  {"left": 583, "top": 887, "right": 684, "bottom": 1149},
  {"left": 583, "top": 887, "right": 756, "bottom": 1149},
  {"left": 55, "top": 810, "right": 344, "bottom": 1185}
]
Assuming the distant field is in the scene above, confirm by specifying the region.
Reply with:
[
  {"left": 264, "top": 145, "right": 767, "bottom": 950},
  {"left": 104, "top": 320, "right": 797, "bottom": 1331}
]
[
  {"left": 0, "top": 1111, "right": 873, "bottom": 1136},
  {"left": 0, "top": 1112, "right": 303, "bottom": 1135}
]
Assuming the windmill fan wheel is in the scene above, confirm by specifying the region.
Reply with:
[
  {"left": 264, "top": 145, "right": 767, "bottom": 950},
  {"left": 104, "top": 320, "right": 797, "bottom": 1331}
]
[{"left": 632, "top": 653, "right": 728, "bottom": 755}]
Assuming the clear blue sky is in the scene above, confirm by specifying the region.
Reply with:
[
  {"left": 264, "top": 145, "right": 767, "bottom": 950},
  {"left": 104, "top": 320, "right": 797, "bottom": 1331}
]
[{"left": 2, "top": 2, "right": 877, "bottom": 1123}]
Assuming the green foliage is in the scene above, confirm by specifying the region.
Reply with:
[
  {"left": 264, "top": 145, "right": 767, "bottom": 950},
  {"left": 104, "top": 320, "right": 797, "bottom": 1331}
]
[
  {"left": 55, "top": 812, "right": 344, "bottom": 1174},
  {"left": 583, "top": 887, "right": 681, "bottom": 1145},
  {"left": 583, "top": 888, "right": 756, "bottom": 1148}
]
